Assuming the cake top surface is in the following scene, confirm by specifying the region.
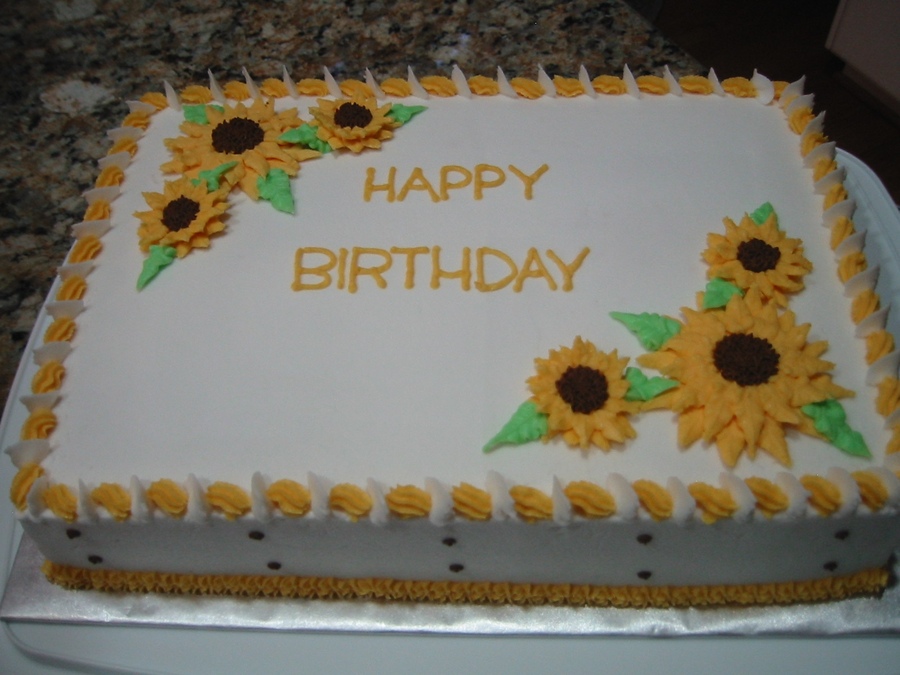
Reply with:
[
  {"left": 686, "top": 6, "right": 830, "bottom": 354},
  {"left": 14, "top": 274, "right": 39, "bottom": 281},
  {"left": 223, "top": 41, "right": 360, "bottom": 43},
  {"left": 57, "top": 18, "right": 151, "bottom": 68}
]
[{"left": 8, "top": 68, "right": 900, "bottom": 525}]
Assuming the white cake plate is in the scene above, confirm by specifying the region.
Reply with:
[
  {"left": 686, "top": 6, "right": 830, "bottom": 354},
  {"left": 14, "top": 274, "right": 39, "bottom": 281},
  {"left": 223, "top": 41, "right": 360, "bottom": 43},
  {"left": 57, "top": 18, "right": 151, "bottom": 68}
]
[{"left": 1, "top": 150, "right": 899, "bottom": 673}]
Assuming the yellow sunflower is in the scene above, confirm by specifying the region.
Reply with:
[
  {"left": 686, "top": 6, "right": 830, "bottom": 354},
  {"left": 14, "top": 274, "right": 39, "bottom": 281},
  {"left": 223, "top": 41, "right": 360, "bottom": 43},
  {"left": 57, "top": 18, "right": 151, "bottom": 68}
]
[
  {"left": 528, "top": 336, "right": 637, "bottom": 450},
  {"left": 162, "top": 99, "right": 320, "bottom": 200},
  {"left": 703, "top": 213, "right": 812, "bottom": 307},
  {"left": 136, "top": 177, "right": 229, "bottom": 257},
  {"left": 309, "top": 94, "right": 397, "bottom": 153},
  {"left": 639, "top": 288, "right": 852, "bottom": 467}
]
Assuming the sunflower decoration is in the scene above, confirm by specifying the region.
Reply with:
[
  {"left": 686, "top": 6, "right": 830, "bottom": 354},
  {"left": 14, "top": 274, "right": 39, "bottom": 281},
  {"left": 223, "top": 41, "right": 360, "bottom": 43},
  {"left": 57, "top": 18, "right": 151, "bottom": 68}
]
[
  {"left": 702, "top": 204, "right": 812, "bottom": 308},
  {"left": 303, "top": 94, "right": 425, "bottom": 154},
  {"left": 484, "top": 337, "right": 672, "bottom": 453},
  {"left": 628, "top": 286, "right": 868, "bottom": 468},
  {"left": 162, "top": 98, "right": 320, "bottom": 206},
  {"left": 134, "top": 176, "right": 230, "bottom": 289}
]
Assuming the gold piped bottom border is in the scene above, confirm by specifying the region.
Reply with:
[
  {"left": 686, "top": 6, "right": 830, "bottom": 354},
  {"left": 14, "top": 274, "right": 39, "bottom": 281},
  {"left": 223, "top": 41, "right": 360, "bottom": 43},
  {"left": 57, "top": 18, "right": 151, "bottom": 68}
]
[{"left": 42, "top": 561, "right": 890, "bottom": 608}]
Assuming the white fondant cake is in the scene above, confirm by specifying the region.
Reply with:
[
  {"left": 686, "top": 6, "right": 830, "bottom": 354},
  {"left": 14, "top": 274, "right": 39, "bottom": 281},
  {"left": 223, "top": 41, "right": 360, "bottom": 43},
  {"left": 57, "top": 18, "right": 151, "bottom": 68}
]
[{"left": 5, "top": 67, "right": 900, "bottom": 606}]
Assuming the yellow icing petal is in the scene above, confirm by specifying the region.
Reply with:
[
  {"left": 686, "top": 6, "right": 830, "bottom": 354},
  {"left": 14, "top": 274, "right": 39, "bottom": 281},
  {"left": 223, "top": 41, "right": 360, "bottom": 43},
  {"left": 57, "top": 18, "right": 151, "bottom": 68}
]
[
  {"left": 266, "top": 479, "right": 311, "bottom": 516},
  {"left": 206, "top": 481, "right": 252, "bottom": 520},
  {"left": 10, "top": 463, "right": 44, "bottom": 510},
  {"left": 452, "top": 482, "right": 492, "bottom": 520},
  {"left": 45, "top": 483, "right": 78, "bottom": 522},
  {"left": 509, "top": 486, "right": 553, "bottom": 522},
  {"left": 329, "top": 483, "right": 372, "bottom": 521},
  {"left": 91, "top": 482, "right": 132, "bottom": 521},
  {"left": 385, "top": 485, "right": 432, "bottom": 518},
  {"left": 632, "top": 479, "right": 673, "bottom": 521},
  {"left": 563, "top": 481, "right": 615, "bottom": 518},
  {"left": 146, "top": 478, "right": 188, "bottom": 518}
]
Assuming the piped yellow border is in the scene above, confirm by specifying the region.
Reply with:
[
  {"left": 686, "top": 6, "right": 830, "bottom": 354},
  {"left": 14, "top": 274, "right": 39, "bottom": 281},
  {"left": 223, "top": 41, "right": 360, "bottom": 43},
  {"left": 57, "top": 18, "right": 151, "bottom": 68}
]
[{"left": 42, "top": 560, "right": 889, "bottom": 607}]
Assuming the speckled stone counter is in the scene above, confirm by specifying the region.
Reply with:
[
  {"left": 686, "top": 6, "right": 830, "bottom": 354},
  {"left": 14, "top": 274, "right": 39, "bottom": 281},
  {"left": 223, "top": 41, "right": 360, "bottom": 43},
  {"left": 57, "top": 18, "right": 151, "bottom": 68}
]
[{"left": 0, "top": 0, "right": 701, "bottom": 406}]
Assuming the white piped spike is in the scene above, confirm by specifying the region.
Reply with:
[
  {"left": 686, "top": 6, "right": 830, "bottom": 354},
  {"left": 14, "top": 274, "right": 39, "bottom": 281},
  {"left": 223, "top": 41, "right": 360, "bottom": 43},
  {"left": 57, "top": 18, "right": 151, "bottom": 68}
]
[
  {"left": 663, "top": 65, "right": 682, "bottom": 96},
  {"left": 365, "top": 68, "right": 386, "bottom": 99},
  {"left": 667, "top": 478, "right": 694, "bottom": 524},
  {"left": 868, "top": 350, "right": 900, "bottom": 386},
  {"left": 551, "top": 476, "right": 571, "bottom": 524},
  {"left": 126, "top": 100, "right": 156, "bottom": 115},
  {"left": 578, "top": 65, "right": 597, "bottom": 98},
  {"left": 4, "top": 439, "right": 51, "bottom": 468},
  {"left": 45, "top": 300, "right": 84, "bottom": 321},
  {"left": 308, "top": 472, "right": 332, "bottom": 518},
  {"left": 251, "top": 471, "right": 271, "bottom": 521},
  {"left": 485, "top": 471, "right": 514, "bottom": 519},
  {"left": 20, "top": 393, "right": 60, "bottom": 412},
  {"left": 607, "top": 474, "right": 638, "bottom": 519},
  {"left": 707, "top": 68, "right": 725, "bottom": 96},
  {"left": 786, "top": 92, "right": 815, "bottom": 116},
  {"left": 623, "top": 65, "right": 641, "bottom": 98},
  {"left": 27, "top": 476, "right": 48, "bottom": 518},
  {"left": 163, "top": 81, "right": 181, "bottom": 110},
  {"left": 496, "top": 67, "right": 517, "bottom": 98},
  {"left": 827, "top": 468, "right": 861, "bottom": 517},
  {"left": 407, "top": 66, "right": 429, "bottom": 99},
  {"left": 751, "top": 69, "right": 775, "bottom": 104},
  {"left": 131, "top": 476, "right": 149, "bottom": 522},
  {"left": 425, "top": 477, "right": 453, "bottom": 525},
  {"left": 282, "top": 66, "right": 298, "bottom": 98},
  {"left": 323, "top": 67, "right": 342, "bottom": 97},
  {"left": 208, "top": 70, "right": 226, "bottom": 103},
  {"left": 241, "top": 67, "right": 261, "bottom": 100},
  {"left": 59, "top": 261, "right": 95, "bottom": 281},
  {"left": 537, "top": 65, "right": 555, "bottom": 97},
  {"left": 779, "top": 75, "right": 806, "bottom": 107},
  {"left": 98, "top": 151, "right": 131, "bottom": 171},
  {"left": 775, "top": 472, "right": 809, "bottom": 519},
  {"left": 366, "top": 478, "right": 388, "bottom": 525},
  {"left": 721, "top": 473, "right": 754, "bottom": 522},
  {"left": 33, "top": 342, "right": 72, "bottom": 366},
  {"left": 185, "top": 474, "right": 209, "bottom": 522},
  {"left": 450, "top": 65, "right": 471, "bottom": 98},
  {"left": 77, "top": 480, "right": 96, "bottom": 522},
  {"left": 46, "top": 301, "right": 84, "bottom": 321}
]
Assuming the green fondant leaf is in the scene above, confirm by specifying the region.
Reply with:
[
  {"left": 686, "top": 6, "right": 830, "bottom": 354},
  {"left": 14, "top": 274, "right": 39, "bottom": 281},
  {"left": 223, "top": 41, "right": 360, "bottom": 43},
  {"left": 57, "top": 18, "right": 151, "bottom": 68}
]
[
  {"left": 279, "top": 123, "right": 332, "bottom": 153},
  {"left": 624, "top": 367, "right": 678, "bottom": 402},
  {"left": 610, "top": 311, "right": 682, "bottom": 351},
  {"left": 191, "top": 161, "right": 238, "bottom": 191},
  {"left": 702, "top": 277, "right": 744, "bottom": 310},
  {"left": 386, "top": 104, "right": 427, "bottom": 125},
  {"left": 483, "top": 400, "right": 548, "bottom": 453},
  {"left": 257, "top": 168, "right": 294, "bottom": 214},
  {"left": 801, "top": 399, "right": 871, "bottom": 459},
  {"left": 183, "top": 104, "right": 223, "bottom": 125},
  {"left": 750, "top": 202, "right": 776, "bottom": 227},
  {"left": 137, "top": 245, "right": 177, "bottom": 290}
]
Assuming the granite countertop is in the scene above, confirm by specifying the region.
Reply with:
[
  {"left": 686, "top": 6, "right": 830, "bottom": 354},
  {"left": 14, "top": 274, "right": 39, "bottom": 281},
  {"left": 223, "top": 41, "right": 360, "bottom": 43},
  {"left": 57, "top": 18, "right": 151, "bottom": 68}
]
[{"left": 0, "top": 0, "right": 700, "bottom": 406}]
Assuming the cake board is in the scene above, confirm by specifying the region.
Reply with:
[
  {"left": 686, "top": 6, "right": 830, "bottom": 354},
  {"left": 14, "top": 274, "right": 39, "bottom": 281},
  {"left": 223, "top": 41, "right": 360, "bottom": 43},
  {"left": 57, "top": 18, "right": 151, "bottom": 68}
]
[{"left": 1, "top": 150, "right": 899, "bottom": 673}]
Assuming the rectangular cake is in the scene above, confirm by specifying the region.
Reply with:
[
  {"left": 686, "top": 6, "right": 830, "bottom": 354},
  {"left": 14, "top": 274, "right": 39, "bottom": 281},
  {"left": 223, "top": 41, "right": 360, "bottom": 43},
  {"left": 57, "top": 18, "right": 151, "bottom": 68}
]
[{"left": 5, "top": 65, "right": 900, "bottom": 607}]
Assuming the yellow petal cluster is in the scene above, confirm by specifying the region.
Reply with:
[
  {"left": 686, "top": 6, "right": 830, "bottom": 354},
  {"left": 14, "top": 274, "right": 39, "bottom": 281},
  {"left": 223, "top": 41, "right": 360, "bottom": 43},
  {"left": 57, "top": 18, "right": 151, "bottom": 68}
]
[
  {"left": 309, "top": 94, "right": 397, "bottom": 153},
  {"left": 703, "top": 213, "right": 812, "bottom": 307},
  {"left": 529, "top": 336, "right": 637, "bottom": 451},
  {"left": 639, "top": 288, "right": 851, "bottom": 467}
]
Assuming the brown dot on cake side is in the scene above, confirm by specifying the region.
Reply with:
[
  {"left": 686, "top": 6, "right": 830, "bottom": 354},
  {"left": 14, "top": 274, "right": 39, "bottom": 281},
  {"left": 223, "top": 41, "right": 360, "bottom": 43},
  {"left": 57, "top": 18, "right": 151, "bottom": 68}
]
[
  {"left": 248, "top": 530, "right": 265, "bottom": 540},
  {"left": 88, "top": 555, "right": 103, "bottom": 565},
  {"left": 66, "top": 528, "right": 81, "bottom": 539}
]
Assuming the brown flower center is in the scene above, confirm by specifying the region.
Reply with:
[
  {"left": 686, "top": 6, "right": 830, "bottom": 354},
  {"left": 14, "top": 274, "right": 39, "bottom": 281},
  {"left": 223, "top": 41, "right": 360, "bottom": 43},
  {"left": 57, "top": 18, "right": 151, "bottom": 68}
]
[
  {"left": 333, "top": 102, "right": 373, "bottom": 129},
  {"left": 161, "top": 196, "right": 200, "bottom": 232},
  {"left": 713, "top": 333, "right": 780, "bottom": 386},
  {"left": 737, "top": 238, "right": 781, "bottom": 273},
  {"left": 211, "top": 117, "right": 265, "bottom": 154},
  {"left": 556, "top": 365, "right": 610, "bottom": 414}
]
